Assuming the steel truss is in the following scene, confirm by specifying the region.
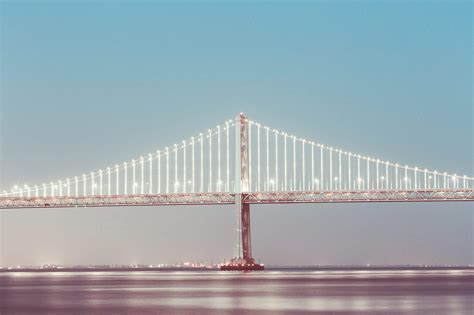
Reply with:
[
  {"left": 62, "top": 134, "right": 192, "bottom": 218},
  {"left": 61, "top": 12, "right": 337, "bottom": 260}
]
[
  {"left": 0, "top": 193, "right": 235, "bottom": 209},
  {"left": 242, "top": 189, "right": 474, "bottom": 204},
  {"left": 0, "top": 189, "right": 472, "bottom": 209}
]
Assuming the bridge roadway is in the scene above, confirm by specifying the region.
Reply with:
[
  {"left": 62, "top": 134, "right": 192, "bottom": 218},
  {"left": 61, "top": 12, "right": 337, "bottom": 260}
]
[{"left": 1, "top": 189, "right": 473, "bottom": 209}]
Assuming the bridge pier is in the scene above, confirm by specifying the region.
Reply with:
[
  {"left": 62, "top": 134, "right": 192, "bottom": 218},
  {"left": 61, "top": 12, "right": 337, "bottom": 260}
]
[
  {"left": 241, "top": 202, "right": 251, "bottom": 261},
  {"left": 221, "top": 113, "right": 263, "bottom": 271},
  {"left": 221, "top": 200, "right": 263, "bottom": 271}
]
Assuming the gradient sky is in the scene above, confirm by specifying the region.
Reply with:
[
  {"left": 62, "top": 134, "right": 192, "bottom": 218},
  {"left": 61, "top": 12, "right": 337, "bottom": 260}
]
[{"left": 0, "top": 1, "right": 472, "bottom": 267}]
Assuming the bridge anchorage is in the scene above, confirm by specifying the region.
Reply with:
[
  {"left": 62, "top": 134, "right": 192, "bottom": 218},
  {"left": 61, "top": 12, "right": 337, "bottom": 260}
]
[{"left": 1, "top": 113, "right": 473, "bottom": 271}]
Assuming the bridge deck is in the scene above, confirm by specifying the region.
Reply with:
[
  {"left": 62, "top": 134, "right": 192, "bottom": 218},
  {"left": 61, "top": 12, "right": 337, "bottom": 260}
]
[{"left": 0, "top": 189, "right": 472, "bottom": 209}]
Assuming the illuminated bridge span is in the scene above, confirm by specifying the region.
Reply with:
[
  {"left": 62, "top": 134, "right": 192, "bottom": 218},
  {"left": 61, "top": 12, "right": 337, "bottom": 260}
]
[{"left": 1, "top": 113, "right": 473, "bottom": 269}]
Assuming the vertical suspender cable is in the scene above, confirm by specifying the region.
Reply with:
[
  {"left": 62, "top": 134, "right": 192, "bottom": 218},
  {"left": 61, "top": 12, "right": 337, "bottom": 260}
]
[
  {"left": 366, "top": 158, "right": 370, "bottom": 190},
  {"left": 226, "top": 122, "right": 229, "bottom": 192},
  {"left": 348, "top": 153, "right": 351, "bottom": 190},
  {"left": 200, "top": 134, "right": 204, "bottom": 192},
  {"left": 116, "top": 165, "right": 119, "bottom": 195},
  {"left": 183, "top": 141, "right": 187, "bottom": 193},
  {"left": 107, "top": 168, "right": 111, "bottom": 195},
  {"left": 329, "top": 149, "right": 332, "bottom": 191},
  {"left": 266, "top": 127, "right": 269, "bottom": 190},
  {"left": 124, "top": 163, "right": 128, "bottom": 195},
  {"left": 140, "top": 157, "right": 144, "bottom": 194},
  {"left": 91, "top": 172, "right": 95, "bottom": 195},
  {"left": 149, "top": 154, "right": 153, "bottom": 194},
  {"left": 414, "top": 168, "right": 418, "bottom": 190},
  {"left": 258, "top": 125, "right": 261, "bottom": 191},
  {"left": 293, "top": 136, "right": 296, "bottom": 190},
  {"left": 320, "top": 146, "right": 324, "bottom": 190},
  {"left": 338, "top": 150, "right": 342, "bottom": 190},
  {"left": 218, "top": 126, "right": 221, "bottom": 192},
  {"left": 395, "top": 164, "right": 399, "bottom": 190},
  {"left": 284, "top": 134, "right": 287, "bottom": 191},
  {"left": 192, "top": 137, "right": 195, "bottom": 193},
  {"left": 311, "top": 144, "right": 314, "bottom": 190},
  {"left": 99, "top": 170, "right": 103, "bottom": 195},
  {"left": 166, "top": 148, "right": 169, "bottom": 194},
  {"left": 132, "top": 160, "right": 136, "bottom": 194},
  {"left": 174, "top": 144, "right": 178, "bottom": 193},
  {"left": 157, "top": 152, "right": 161, "bottom": 194},
  {"left": 275, "top": 131, "right": 278, "bottom": 191},
  {"left": 357, "top": 156, "right": 361, "bottom": 190},
  {"left": 302, "top": 140, "right": 305, "bottom": 190},
  {"left": 376, "top": 160, "right": 379, "bottom": 190},
  {"left": 209, "top": 130, "right": 212, "bottom": 192},
  {"left": 248, "top": 123, "right": 251, "bottom": 191}
]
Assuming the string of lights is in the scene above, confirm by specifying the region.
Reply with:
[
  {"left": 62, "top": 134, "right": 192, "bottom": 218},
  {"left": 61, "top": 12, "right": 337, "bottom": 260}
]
[{"left": 2, "top": 116, "right": 473, "bottom": 198}]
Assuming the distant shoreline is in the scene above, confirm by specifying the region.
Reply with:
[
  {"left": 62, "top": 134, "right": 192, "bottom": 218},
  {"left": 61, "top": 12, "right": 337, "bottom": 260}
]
[{"left": 1, "top": 266, "right": 473, "bottom": 273}]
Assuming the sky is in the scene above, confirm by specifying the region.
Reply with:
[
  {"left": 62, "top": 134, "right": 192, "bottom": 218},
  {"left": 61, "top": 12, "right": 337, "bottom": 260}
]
[{"left": 0, "top": 1, "right": 472, "bottom": 267}]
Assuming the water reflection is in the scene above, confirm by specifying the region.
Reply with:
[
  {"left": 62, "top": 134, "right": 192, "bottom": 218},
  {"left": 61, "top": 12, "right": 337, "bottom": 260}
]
[{"left": 1, "top": 269, "right": 473, "bottom": 314}]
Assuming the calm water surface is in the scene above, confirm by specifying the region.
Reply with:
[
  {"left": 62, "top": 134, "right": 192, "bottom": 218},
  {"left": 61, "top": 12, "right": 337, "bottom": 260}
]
[{"left": 1, "top": 269, "right": 473, "bottom": 314}]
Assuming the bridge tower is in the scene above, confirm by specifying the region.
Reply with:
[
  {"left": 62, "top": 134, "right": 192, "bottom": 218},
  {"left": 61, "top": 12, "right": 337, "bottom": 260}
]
[{"left": 221, "top": 113, "right": 264, "bottom": 271}]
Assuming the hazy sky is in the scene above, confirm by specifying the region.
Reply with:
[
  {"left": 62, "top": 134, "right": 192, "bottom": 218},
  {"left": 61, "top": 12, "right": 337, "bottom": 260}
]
[{"left": 0, "top": 1, "right": 472, "bottom": 267}]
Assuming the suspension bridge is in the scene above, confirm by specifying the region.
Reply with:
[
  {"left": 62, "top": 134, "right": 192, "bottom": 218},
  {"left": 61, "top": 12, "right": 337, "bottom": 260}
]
[{"left": 1, "top": 113, "right": 473, "bottom": 270}]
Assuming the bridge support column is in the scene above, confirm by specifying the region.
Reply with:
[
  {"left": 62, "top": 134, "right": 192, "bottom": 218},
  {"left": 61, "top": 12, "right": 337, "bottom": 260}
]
[
  {"left": 221, "top": 113, "right": 263, "bottom": 271},
  {"left": 241, "top": 201, "right": 252, "bottom": 262}
]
